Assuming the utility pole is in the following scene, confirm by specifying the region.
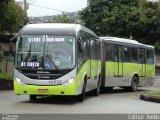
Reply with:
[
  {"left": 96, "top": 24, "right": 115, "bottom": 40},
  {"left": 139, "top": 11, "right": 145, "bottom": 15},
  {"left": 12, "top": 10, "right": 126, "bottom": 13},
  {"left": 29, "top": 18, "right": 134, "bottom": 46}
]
[
  {"left": 23, "top": 0, "right": 29, "bottom": 23},
  {"left": 24, "top": 0, "right": 27, "bottom": 12}
]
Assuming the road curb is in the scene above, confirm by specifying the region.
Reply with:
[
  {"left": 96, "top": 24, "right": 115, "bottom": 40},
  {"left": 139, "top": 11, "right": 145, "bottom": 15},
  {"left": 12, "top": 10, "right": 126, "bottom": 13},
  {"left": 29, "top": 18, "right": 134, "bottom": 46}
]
[{"left": 140, "top": 92, "right": 160, "bottom": 103}]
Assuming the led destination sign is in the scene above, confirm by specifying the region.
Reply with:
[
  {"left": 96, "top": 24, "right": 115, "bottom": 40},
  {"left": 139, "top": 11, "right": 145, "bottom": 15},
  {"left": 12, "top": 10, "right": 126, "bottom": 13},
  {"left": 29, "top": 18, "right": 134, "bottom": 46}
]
[
  {"left": 28, "top": 37, "right": 65, "bottom": 43},
  {"left": 21, "top": 62, "right": 40, "bottom": 68}
]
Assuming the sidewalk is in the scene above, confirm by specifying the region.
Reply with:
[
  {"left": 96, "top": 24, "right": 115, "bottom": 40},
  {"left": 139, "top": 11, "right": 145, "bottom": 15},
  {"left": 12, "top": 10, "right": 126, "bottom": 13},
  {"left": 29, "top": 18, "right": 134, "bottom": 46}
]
[{"left": 140, "top": 73, "right": 160, "bottom": 103}]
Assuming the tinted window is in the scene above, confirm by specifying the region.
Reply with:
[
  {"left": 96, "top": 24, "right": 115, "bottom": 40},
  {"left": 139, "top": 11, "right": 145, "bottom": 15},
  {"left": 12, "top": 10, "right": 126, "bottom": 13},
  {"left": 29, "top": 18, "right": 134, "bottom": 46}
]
[
  {"left": 123, "top": 47, "right": 130, "bottom": 62},
  {"left": 130, "top": 48, "right": 138, "bottom": 63},
  {"left": 114, "top": 45, "right": 118, "bottom": 62},
  {"left": 118, "top": 46, "right": 123, "bottom": 62},
  {"left": 78, "top": 33, "right": 88, "bottom": 66},
  {"left": 95, "top": 40, "right": 101, "bottom": 60},
  {"left": 139, "top": 48, "right": 145, "bottom": 64},
  {"left": 147, "top": 50, "right": 154, "bottom": 64},
  {"left": 113, "top": 45, "right": 122, "bottom": 62},
  {"left": 105, "top": 44, "right": 113, "bottom": 61},
  {"left": 90, "top": 39, "right": 96, "bottom": 59}
]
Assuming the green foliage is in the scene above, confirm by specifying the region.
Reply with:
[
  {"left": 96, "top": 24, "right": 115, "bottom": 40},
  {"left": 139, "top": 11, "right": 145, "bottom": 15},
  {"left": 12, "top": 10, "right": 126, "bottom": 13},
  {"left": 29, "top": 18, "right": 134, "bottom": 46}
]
[
  {"left": 0, "top": 0, "right": 11, "bottom": 28},
  {"left": 0, "top": 51, "right": 4, "bottom": 57},
  {"left": 0, "top": 64, "right": 2, "bottom": 73},
  {"left": 7, "top": 55, "right": 14, "bottom": 62},
  {"left": 0, "top": 0, "right": 28, "bottom": 34},
  {"left": 145, "top": 91, "right": 160, "bottom": 97},
  {"left": 49, "top": 14, "right": 75, "bottom": 23},
  {"left": 0, "top": 73, "right": 13, "bottom": 81},
  {"left": 138, "top": 0, "right": 147, "bottom": 17},
  {"left": 154, "top": 42, "right": 160, "bottom": 53},
  {"left": 80, "top": 0, "right": 160, "bottom": 45}
]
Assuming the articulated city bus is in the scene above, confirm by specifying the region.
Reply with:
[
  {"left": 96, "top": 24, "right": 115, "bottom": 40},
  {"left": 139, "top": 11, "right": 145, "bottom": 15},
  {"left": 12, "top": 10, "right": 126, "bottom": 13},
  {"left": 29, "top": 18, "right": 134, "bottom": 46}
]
[
  {"left": 14, "top": 23, "right": 155, "bottom": 102},
  {"left": 14, "top": 23, "right": 101, "bottom": 102},
  {"left": 100, "top": 37, "right": 155, "bottom": 92}
]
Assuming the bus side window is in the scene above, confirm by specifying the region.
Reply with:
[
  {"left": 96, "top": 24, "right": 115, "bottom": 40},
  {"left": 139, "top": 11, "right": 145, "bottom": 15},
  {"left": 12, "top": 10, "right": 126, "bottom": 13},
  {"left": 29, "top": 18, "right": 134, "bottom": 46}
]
[
  {"left": 130, "top": 47, "right": 138, "bottom": 63},
  {"left": 113, "top": 45, "right": 118, "bottom": 62},
  {"left": 105, "top": 44, "right": 113, "bottom": 61},
  {"left": 146, "top": 50, "right": 154, "bottom": 64},
  {"left": 95, "top": 39, "right": 100, "bottom": 60},
  {"left": 78, "top": 40, "right": 83, "bottom": 53},
  {"left": 113, "top": 45, "right": 122, "bottom": 62},
  {"left": 123, "top": 47, "right": 130, "bottom": 62},
  {"left": 139, "top": 48, "right": 145, "bottom": 64},
  {"left": 90, "top": 39, "right": 96, "bottom": 60},
  {"left": 77, "top": 33, "right": 88, "bottom": 66}
]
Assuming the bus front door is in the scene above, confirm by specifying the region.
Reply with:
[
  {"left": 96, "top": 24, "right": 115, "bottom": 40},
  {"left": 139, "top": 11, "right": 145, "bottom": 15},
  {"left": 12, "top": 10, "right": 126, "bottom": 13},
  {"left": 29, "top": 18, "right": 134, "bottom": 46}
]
[
  {"left": 114, "top": 45, "right": 123, "bottom": 85},
  {"left": 139, "top": 48, "right": 146, "bottom": 77}
]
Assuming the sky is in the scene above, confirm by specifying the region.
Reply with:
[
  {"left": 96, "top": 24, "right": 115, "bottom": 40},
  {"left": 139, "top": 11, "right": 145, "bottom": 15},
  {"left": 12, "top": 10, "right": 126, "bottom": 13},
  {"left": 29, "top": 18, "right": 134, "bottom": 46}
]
[{"left": 16, "top": 0, "right": 88, "bottom": 17}]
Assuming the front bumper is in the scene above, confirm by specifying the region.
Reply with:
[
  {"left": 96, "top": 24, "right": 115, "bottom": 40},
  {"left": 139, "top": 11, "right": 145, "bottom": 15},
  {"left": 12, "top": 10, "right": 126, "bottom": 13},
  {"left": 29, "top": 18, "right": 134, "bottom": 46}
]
[{"left": 14, "top": 80, "right": 77, "bottom": 96}]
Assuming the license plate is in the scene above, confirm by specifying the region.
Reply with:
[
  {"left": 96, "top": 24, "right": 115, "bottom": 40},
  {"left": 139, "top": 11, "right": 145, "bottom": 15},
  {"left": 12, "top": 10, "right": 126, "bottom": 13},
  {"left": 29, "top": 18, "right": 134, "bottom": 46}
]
[{"left": 38, "top": 89, "right": 48, "bottom": 93}]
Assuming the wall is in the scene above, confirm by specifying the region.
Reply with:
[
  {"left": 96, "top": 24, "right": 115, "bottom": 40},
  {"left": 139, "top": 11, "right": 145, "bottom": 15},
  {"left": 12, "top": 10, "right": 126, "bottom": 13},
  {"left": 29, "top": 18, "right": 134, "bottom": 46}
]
[{"left": 0, "top": 57, "right": 14, "bottom": 75}]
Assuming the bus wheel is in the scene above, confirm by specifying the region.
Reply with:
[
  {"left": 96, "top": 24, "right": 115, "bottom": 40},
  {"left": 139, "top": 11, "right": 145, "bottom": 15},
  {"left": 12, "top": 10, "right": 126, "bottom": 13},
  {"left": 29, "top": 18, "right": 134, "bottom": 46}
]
[
  {"left": 130, "top": 76, "right": 139, "bottom": 92},
  {"left": 93, "top": 78, "right": 101, "bottom": 96},
  {"left": 77, "top": 81, "right": 86, "bottom": 102},
  {"left": 30, "top": 95, "right": 37, "bottom": 101}
]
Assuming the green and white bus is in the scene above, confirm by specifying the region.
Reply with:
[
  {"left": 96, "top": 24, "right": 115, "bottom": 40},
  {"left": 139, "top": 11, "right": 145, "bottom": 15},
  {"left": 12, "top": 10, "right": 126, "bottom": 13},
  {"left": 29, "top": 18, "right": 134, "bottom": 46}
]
[
  {"left": 100, "top": 37, "right": 155, "bottom": 92},
  {"left": 14, "top": 23, "right": 101, "bottom": 102}
]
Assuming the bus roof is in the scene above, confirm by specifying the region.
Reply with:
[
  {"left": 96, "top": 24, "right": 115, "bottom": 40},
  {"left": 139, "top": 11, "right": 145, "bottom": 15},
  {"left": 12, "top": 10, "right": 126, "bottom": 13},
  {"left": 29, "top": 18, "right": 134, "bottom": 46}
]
[
  {"left": 100, "top": 37, "right": 154, "bottom": 49},
  {"left": 19, "top": 23, "right": 97, "bottom": 37}
]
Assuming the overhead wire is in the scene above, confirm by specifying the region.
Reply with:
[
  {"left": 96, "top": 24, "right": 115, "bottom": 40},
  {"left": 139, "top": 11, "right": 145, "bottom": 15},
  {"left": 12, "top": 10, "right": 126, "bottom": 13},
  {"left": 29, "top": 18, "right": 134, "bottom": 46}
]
[
  {"left": 28, "top": 3, "right": 67, "bottom": 13},
  {"left": 19, "top": 0, "right": 67, "bottom": 14}
]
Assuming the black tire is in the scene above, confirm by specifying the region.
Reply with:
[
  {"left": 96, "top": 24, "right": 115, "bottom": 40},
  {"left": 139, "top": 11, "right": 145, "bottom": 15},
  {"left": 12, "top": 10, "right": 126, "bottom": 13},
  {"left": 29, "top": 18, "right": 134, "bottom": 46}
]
[
  {"left": 123, "top": 87, "right": 130, "bottom": 91},
  {"left": 102, "top": 87, "right": 113, "bottom": 92},
  {"left": 105, "top": 87, "right": 113, "bottom": 91},
  {"left": 30, "top": 95, "right": 37, "bottom": 101},
  {"left": 130, "top": 76, "right": 139, "bottom": 92},
  {"left": 100, "top": 87, "right": 113, "bottom": 93},
  {"left": 77, "top": 81, "right": 86, "bottom": 102},
  {"left": 93, "top": 77, "right": 101, "bottom": 96}
]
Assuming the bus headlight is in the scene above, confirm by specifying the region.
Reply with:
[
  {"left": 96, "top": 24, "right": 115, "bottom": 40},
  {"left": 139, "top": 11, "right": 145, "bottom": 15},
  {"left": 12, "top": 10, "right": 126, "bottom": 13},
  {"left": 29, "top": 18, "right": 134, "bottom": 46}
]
[
  {"left": 16, "top": 78, "right": 26, "bottom": 86},
  {"left": 62, "top": 78, "right": 74, "bottom": 86}
]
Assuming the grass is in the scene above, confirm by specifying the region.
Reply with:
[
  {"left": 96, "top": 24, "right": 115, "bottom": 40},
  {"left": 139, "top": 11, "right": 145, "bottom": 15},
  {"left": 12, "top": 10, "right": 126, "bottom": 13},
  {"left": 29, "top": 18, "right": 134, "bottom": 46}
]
[
  {"left": 0, "top": 63, "right": 13, "bottom": 81},
  {"left": 144, "top": 91, "right": 160, "bottom": 98},
  {"left": 0, "top": 73, "right": 13, "bottom": 81}
]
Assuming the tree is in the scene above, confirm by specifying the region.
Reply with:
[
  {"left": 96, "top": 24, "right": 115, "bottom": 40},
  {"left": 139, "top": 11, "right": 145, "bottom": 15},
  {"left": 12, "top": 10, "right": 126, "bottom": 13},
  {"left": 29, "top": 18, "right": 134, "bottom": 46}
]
[
  {"left": 80, "top": 0, "right": 160, "bottom": 47},
  {"left": 0, "top": 0, "right": 11, "bottom": 33},
  {"left": 138, "top": 0, "right": 147, "bottom": 17},
  {"left": 49, "top": 14, "right": 75, "bottom": 23},
  {"left": 0, "top": 0, "right": 28, "bottom": 35}
]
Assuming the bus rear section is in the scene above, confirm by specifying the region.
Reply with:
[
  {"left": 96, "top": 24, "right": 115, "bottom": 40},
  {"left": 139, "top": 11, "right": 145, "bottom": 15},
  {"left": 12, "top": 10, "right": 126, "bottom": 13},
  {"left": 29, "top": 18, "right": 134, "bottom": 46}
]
[{"left": 100, "top": 37, "right": 155, "bottom": 91}]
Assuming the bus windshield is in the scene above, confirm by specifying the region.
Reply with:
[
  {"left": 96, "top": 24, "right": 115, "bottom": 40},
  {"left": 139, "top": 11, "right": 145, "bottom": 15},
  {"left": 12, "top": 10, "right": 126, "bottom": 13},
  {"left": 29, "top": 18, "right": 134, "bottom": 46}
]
[{"left": 16, "top": 35, "right": 75, "bottom": 70}]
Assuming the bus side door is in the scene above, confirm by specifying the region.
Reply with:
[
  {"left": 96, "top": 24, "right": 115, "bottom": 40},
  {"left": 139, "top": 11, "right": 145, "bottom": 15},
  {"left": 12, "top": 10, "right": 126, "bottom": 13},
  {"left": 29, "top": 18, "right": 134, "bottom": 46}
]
[
  {"left": 139, "top": 48, "right": 146, "bottom": 77},
  {"left": 90, "top": 39, "right": 98, "bottom": 79},
  {"left": 114, "top": 45, "right": 123, "bottom": 77},
  {"left": 113, "top": 45, "right": 124, "bottom": 86}
]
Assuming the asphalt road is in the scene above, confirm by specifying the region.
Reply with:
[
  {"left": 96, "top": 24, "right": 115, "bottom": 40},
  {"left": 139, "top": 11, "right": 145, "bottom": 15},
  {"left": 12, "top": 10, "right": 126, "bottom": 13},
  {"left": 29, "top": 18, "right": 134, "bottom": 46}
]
[{"left": 0, "top": 76, "right": 160, "bottom": 114}]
